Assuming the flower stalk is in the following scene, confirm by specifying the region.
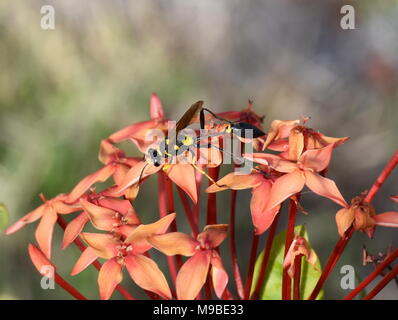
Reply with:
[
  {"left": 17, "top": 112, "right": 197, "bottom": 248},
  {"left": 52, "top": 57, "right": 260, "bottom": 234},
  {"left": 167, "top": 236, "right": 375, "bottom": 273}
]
[
  {"left": 282, "top": 199, "right": 298, "bottom": 300},
  {"left": 250, "top": 207, "right": 281, "bottom": 299}
]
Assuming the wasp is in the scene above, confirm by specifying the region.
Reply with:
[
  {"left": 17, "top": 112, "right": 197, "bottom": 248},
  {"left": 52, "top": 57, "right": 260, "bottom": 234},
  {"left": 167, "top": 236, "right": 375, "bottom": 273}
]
[{"left": 144, "top": 100, "right": 266, "bottom": 184}]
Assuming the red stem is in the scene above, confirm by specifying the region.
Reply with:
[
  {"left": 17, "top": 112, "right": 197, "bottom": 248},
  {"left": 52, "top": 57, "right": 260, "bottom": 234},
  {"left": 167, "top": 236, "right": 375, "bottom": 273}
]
[
  {"left": 54, "top": 273, "right": 88, "bottom": 300},
  {"left": 177, "top": 186, "right": 199, "bottom": 237},
  {"left": 229, "top": 190, "right": 245, "bottom": 299},
  {"left": 293, "top": 255, "right": 302, "bottom": 300},
  {"left": 363, "top": 262, "right": 398, "bottom": 300},
  {"left": 244, "top": 232, "right": 259, "bottom": 300},
  {"left": 57, "top": 216, "right": 135, "bottom": 300},
  {"left": 165, "top": 177, "right": 183, "bottom": 270},
  {"left": 365, "top": 149, "right": 398, "bottom": 203},
  {"left": 157, "top": 171, "right": 178, "bottom": 285},
  {"left": 307, "top": 227, "right": 353, "bottom": 300},
  {"left": 193, "top": 167, "right": 203, "bottom": 226},
  {"left": 206, "top": 167, "right": 220, "bottom": 225},
  {"left": 344, "top": 247, "right": 398, "bottom": 300},
  {"left": 203, "top": 166, "right": 220, "bottom": 297},
  {"left": 282, "top": 199, "right": 297, "bottom": 300},
  {"left": 309, "top": 150, "right": 398, "bottom": 300},
  {"left": 250, "top": 208, "right": 281, "bottom": 299}
]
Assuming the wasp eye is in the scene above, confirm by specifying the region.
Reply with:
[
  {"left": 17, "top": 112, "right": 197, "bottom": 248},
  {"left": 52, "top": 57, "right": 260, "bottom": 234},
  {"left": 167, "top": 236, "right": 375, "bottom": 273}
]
[
  {"left": 154, "top": 161, "right": 161, "bottom": 167},
  {"left": 148, "top": 148, "right": 158, "bottom": 157}
]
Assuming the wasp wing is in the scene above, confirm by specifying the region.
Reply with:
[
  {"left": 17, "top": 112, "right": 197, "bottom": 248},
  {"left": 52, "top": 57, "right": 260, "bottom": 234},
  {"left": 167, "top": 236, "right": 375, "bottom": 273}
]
[{"left": 175, "top": 100, "right": 204, "bottom": 133}]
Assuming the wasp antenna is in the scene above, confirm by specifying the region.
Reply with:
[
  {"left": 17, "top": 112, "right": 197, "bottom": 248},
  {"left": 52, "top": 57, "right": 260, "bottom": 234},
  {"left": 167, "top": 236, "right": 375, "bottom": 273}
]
[{"left": 138, "top": 163, "right": 150, "bottom": 186}]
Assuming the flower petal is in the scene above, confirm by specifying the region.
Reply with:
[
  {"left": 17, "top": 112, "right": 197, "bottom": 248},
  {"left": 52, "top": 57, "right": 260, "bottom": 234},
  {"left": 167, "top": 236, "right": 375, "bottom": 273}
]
[
  {"left": 71, "top": 247, "right": 98, "bottom": 276},
  {"left": 262, "top": 119, "right": 300, "bottom": 150},
  {"left": 206, "top": 172, "right": 263, "bottom": 193},
  {"left": 125, "top": 213, "right": 176, "bottom": 252},
  {"left": 98, "top": 258, "right": 123, "bottom": 300},
  {"left": 5, "top": 204, "right": 46, "bottom": 235},
  {"left": 320, "top": 134, "right": 349, "bottom": 148},
  {"left": 210, "top": 251, "right": 229, "bottom": 299},
  {"left": 250, "top": 182, "right": 280, "bottom": 235},
  {"left": 149, "top": 232, "right": 198, "bottom": 256},
  {"left": 35, "top": 206, "right": 58, "bottom": 259},
  {"left": 288, "top": 129, "right": 304, "bottom": 161},
  {"left": 166, "top": 164, "right": 198, "bottom": 203},
  {"left": 109, "top": 119, "right": 158, "bottom": 143},
  {"left": 80, "top": 199, "right": 118, "bottom": 231},
  {"left": 176, "top": 250, "right": 211, "bottom": 300},
  {"left": 243, "top": 153, "right": 297, "bottom": 173},
  {"left": 198, "top": 224, "right": 228, "bottom": 249},
  {"left": 264, "top": 170, "right": 306, "bottom": 211},
  {"left": 28, "top": 243, "right": 56, "bottom": 275},
  {"left": 62, "top": 212, "right": 89, "bottom": 249},
  {"left": 150, "top": 93, "right": 165, "bottom": 120},
  {"left": 125, "top": 254, "right": 172, "bottom": 299},
  {"left": 304, "top": 171, "right": 348, "bottom": 207},
  {"left": 335, "top": 207, "right": 354, "bottom": 237},
  {"left": 80, "top": 233, "right": 118, "bottom": 259},
  {"left": 66, "top": 164, "right": 116, "bottom": 203},
  {"left": 98, "top": 139, "right": 126, "bottom": 165},
  {"left": 96, "top": 197, "right": 133, "bottom": 216},
  {"left": 373, "top": 212, "right": 398, "bottom": 228},
  {"left": 299, "top": 143, "right": 334, "bottom": 172},
  {"left": 113, "top": 161, "right": 160, "bottom": 195},
  {"left": 391, "top": 196, "right": 398, "bottom": 204},
  {"left": 53, "top": 200, "right": 82, "bottom": 214},
  {"left": 113, "top": 163, "right": 130, "bottom": 186}
]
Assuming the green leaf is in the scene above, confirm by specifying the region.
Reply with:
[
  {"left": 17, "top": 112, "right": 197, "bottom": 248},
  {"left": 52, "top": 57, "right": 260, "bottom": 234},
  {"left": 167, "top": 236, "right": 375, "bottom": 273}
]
[
  {"left": 251, "top": 225, "right": 324, "bottom": 299},
  {"left": 0, "top": 203, "right": 9, "bottom": 232}
]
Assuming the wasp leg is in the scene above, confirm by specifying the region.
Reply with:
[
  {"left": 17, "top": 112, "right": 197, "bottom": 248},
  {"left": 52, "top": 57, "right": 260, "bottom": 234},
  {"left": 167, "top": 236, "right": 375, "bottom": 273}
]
[{"left": 188, "top": 149, "right": 227, "bottom": 188}]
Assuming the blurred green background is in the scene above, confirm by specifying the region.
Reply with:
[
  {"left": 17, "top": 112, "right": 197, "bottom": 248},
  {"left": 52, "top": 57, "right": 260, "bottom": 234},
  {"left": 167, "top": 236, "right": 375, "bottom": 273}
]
[{"left": 0, "top": 0, "right": 397, "bottom": 299}]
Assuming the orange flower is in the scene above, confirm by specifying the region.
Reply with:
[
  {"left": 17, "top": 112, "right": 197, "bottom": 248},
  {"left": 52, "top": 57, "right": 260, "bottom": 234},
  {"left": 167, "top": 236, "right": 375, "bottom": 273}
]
[
  {"left": 336, "top": 195, "right": 398, "bottom": 238},
  {"left": 260, "top": 119, "right": 349, "bottom": 160},
  {"left": 112, "top": 159, "right": 198, "bottom": 203},
  {"left": 206, "top": 167, "right": 280, "bottom": 235},
  {"left": 149, "top": 224, "right": 229, "bottom": 300},
  {"left": 71, "top": 213, "right": 175, "bottom": 300},
  {"left": 67, "top": 94, "right": 169, "bottom": 204},
  {"left": 62, "top": 194, "right": 141, "bottom": 249},
  {"left": 246, "top": 143, "right": 348, "bottom": 212},
  {"left": 106, "top": 93, "right": 168, "bottom": 153},
  {"left": 335, "top": 196, "right": 376, "bottom": 237},
  {"left": 5, "top": 194, "right": 80, "bottom": 258}
]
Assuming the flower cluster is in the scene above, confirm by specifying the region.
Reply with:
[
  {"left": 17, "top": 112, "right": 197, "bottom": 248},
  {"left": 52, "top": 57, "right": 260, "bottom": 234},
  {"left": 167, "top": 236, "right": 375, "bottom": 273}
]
[{"left": 5, "top": 94, "right": 398, "bottom": 300}]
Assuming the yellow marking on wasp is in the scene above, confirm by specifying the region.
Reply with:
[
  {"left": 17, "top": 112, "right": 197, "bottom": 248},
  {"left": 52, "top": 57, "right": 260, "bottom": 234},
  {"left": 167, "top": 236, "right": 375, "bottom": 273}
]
[
  {"left": 182, "top": 135, "right": 194, "bottom": 146},
  {"left": 174, "top": 145, "right": 180, "bottom": 151},
  {"left": 225, "top": 124, "right": 232, "bottom": 133},
  {"left": 163, "top": 164, "right": 171, "bottom": 171},
  {"left": 165, "top": 139, "right": 170, "bottom": 144}
]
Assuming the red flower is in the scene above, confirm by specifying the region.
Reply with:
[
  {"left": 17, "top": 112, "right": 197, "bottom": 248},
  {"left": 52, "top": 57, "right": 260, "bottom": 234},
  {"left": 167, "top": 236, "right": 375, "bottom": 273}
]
[
  {"left": 260, "top": 119, "right": 349, "bottom": 160},
  {"left": 71, "top": 213, "right": 175, "bottom": 300},
  {"left": 149, "top": 224, "right": 229, "bottom": 299},
  {"left": 6, "top": 194, "right": 80, "bottom": 258},
  {"left": 336, "top": 195, "right": 398, "bottom": 238},
  {"left": 245, "top": 143, "right": 348, "bottom": 212},
  {"left": 62, "top": 194, "right": 141, "bottom": 249},
  {"left": 206, "top": 167, "right": 280, "bottom": 235}
]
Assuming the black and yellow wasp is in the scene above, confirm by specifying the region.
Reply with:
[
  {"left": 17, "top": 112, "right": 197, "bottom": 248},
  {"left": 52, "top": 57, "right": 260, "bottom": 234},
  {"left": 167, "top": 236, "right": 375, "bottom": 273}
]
[{"left": 145, "top": 100, "right": 265, "bottom": 183}]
